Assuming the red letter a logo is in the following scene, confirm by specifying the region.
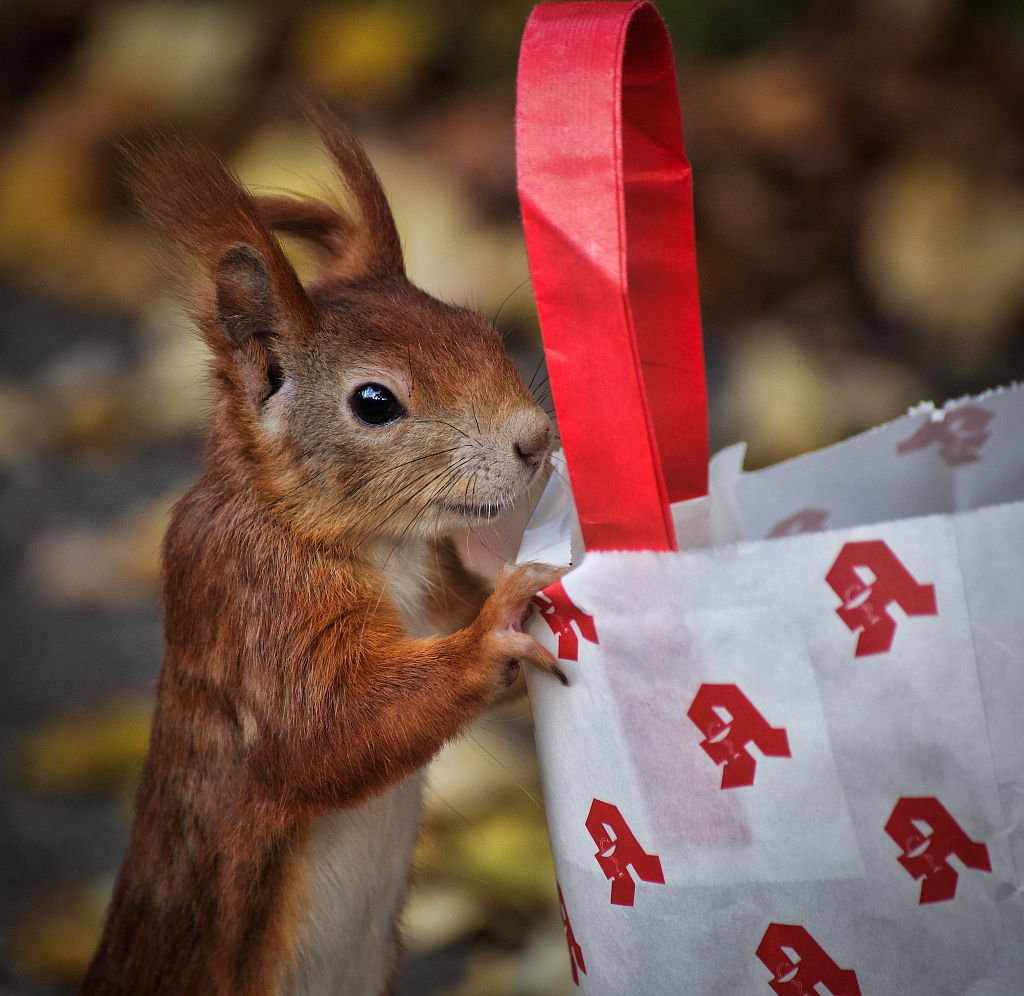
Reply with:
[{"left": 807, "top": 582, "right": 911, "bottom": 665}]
[
  {"left": 533, "top": 580, "right": 598, "bottom": 661},
  {"left": 826, "top": 540, "right": 937, "bottom": 656},
  {"left": 885, "top": 796, "right": 991, "bottom": 903},
  {"left": 897, "top": 405, "right": 992, "bottom": 466},
  {"left": 585, "top": 799, "right": 664, "bottom": 906},
  {"left": 557, "top": 883, "right": 587, "bottom": 985},
  {"left": 687, "top": 684, "right": 791, "bottom": 789},
  {"left": 756, "top": 923, "right": 861, "bottom": 995}
]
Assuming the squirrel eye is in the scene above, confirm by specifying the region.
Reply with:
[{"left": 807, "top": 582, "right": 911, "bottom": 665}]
[{"left": 349, "top": 383, "right": 405, "bottom": 426}]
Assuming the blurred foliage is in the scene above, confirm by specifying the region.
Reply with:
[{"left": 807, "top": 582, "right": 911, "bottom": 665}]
[
  {"left": 9, "top": 881, "right": 111, "bottom": 988},
  {"left": 660, "top": 0, "right": 797, "bottom": 56},
  {"left": 1, "top": 1, "right": 1023, "bottom": 994},
  {"left": 14, "top": 700, "right": 150, "bottom": 797}
]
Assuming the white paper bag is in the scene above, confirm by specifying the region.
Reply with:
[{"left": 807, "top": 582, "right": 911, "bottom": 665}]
[
  {"left": 520, "top": 388, "right": 1024, "bottom": 994},
  {"left": 514, "top": 4, "right": 1024, "bottom": 992}
]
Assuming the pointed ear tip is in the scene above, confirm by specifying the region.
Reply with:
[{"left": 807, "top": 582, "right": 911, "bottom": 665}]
[
  {"left": 118, "top": 128, "right": 194, "bottom": 173},
  {"left": 296, "top": 92, "right": 334, "bottom": 132},
  {"left": 298, "top": 96, "right": 362, "bottom": 151},
  {"left": 214, "top": 244, "right": 275, "bottom": 295},
  {"left": 217, "top": 242, "right": 266, "bottom": 266},
  {"left": 116, "top": 130, "right": 160, "bottom": 168},
  {"left": 121, "top": 137, "right": 218, "bottom": 205},
  {"left": 119, "top": 138, "right": 164, "bottom": 200}
]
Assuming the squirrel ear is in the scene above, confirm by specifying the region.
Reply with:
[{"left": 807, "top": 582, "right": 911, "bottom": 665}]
[
  {"left": 214, "top": 244, "right": 286, "bottom": 405},
  {"left": 123, "top": 134, "right": 317, "bottom": 381}
]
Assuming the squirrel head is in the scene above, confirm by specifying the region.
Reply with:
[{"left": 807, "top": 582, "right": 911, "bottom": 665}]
[{"left": 128, "top": 101, "right": 552, "bottom": 545}]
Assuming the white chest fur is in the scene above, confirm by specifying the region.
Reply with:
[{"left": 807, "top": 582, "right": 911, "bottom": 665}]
[
  {"left": 285, "top": 541, "right": 439, "bottom": 995},
  {"left": 372, "top": 538, "right": 435, "bottom": 637},
  {"left": 286, "top": 773, "right": 425, "bottom": 996}
]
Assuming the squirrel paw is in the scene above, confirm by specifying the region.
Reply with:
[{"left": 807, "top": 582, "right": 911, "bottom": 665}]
[{"left": 478, "top": 562, "right": 569, "bottom": 687}]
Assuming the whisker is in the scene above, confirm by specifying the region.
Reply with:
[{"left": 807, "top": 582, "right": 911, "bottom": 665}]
[
  {"left": 421, "top": 784, "right": 476, "bottom": 830},
  {"left": 395, "top": 458, "right": 472, "bottom": 516},
  {"left": 378, "top": 462, "right": 472, "bottom": 569},
  {"left": 470, "top": 530, "right": 513, "bottom": 567},
  {"left": 417, "top": 418, "right": 474, "bottom": 442},
  {"left": 375, "top": 446, "right": 463, "bottom": 476},
  {"left": 364, "top": 449, "right": 475, "bottom": 514},
  {"left": 268, "top": 467, "right": 325, "bottom": 509},
  {"left": 273, "top": 445, "right": 468, "bottom": 515},
  {"left": 344, "top": 446, "right": 467, "bottom": 500},
  {"left": 491, "top": 275, "right": 531, "bottom": 328},
  {"left": 352, "top": 472, "right": 459, "bottom": 635},
  {"left": 395, "top": 464, "right": 466, "bottom": 542},
  {"left": 526, "top": 354, "right": 546, "bottom": 394},
  {"left": 368, "top": 457, "right": 476, "bottom": 541},
  {"left": 405, "top": 344, "right": 417, "bottom": 396},
  {"left": 360, "top": 463, "right": 454, "bottom": 520},
  {"left": 550, "top": 463, "right": 572, "bottom": 493},
  {"left": 473, "top": 721, "right": 526, "bottom": 748},
  {"left": 466, "top": 732, "right": 542, "bottom": 810},
  {"left": 409, "top": 857, "right": 492, "bottom": 888}
]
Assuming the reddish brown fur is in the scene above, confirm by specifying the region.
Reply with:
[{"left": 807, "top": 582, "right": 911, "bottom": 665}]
[{"left": 82, "top": 103, "right": 559, "bottom": 995}]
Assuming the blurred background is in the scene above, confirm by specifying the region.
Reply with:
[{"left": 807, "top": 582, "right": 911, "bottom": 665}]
[{"left": 1, "top": 0, "right": 1023, "bottom": 993}]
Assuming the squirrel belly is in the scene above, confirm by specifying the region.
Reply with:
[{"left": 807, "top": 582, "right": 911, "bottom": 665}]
[{"left": 285, "top": 772, "right": 424, "bottom": 996}]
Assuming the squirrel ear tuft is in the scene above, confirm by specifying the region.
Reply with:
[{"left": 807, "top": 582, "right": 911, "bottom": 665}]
[
  {"left": 124, "top": 135, "right": 316, "bottom": 326},
  {"left": 300, "top": 97, "right": 405, "bottom": 279},
  {"left": 124, "top": 136, "right": 315, "bottom": 402}
]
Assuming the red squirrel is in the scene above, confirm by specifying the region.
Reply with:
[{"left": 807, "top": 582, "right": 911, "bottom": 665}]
[{"left": 81, "top": 103, "right": 564, "bottom": 995}]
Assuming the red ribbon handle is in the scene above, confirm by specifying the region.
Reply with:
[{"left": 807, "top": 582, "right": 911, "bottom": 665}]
[{"left": 516, "top": 1, "right": 708, "bottom": 552}]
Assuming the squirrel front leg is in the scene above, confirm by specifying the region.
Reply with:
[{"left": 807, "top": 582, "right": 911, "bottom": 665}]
[{"left": 246, "top": 562, "right": 564, "bottom": 812}]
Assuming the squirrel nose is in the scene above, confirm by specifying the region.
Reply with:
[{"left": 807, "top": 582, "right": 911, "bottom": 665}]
[{"left": 514, "top": 424, "right": 552, "bottom": 467}]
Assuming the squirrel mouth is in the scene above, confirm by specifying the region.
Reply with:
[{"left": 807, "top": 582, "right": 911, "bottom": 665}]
[{"left": 438, "top": 501, "right": 503, "bottom": 521}]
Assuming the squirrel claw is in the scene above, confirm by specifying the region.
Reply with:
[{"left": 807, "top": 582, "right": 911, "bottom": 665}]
[{"left": 528, "top": 646, "right": 568, "bottom": 686}]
